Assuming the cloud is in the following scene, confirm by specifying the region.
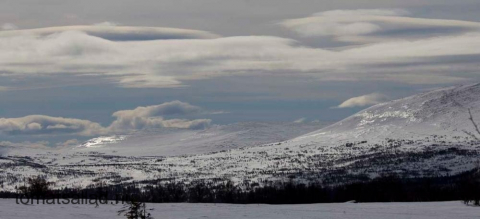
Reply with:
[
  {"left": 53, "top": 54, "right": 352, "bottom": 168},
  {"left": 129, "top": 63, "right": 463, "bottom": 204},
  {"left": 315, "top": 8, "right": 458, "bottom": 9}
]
[
  {"left": 281, "top": 9, "right": 480, "bottom": 42},
  {"left": 0, "top": 101, "right": 211, "bottom": 139},
  {"left": 109, "top": 101, "right": 209, "bottom": 132},
  {"left": 160, "top": 119, "right": 211, "bottom": 130},
  {"left": 0, "top": 115, "right": 106, "bottom": 136},
  {"left": 209, "top": 111, "right": 229, "bottom": 115},
  {"left": 1, "top": 12, "right": 480, "bottom": 89},
  {"left": 112, "top": 100, "right": 202, "bottom": 117},
  {"left": 337, "top": 93, "right": 388, "bottom": 108},
  {"left": 280, "top": 9, "right": 406, "bottom": 38},
  {"left": 93, "top": 22, "right": 119, "bottom": 27},
  {"left": 1, "top": 23, "right": 18, "bottom": 30},
  {"left": 0, "top": 25, "right": 220, "bottom": 41}
]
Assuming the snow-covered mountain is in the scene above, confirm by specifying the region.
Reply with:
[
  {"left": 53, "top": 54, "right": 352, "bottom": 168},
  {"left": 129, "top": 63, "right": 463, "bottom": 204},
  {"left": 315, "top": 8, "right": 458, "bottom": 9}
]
[
  {"left": 296, "top": 83, "right": 480, "bottom": 145},
  {"left": 1, "top": 84, "right": 480, "bottom": 190}
]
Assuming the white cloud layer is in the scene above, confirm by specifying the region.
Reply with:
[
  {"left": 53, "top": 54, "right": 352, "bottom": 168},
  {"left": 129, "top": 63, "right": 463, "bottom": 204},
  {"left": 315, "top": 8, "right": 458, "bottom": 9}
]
[
  {"left": 0, "top": 10, "right": 478, "bottom": 92},
  {"left": 108, "top": 101, "right": 210, "bottom": 132},
  {"left": 0, "top": 11, "right": 480, "bottom": 89},
  {"left": 0, "top": 101, "right": 211, "bottom": 138},
  {"left": 93, "top": 22, "right": 119, "bottom": 27},
  {"left": 281, "top": 9, "right": 409, "bottom": 38},
  {"left": 281, "top": 9, "right": 480, "bottom": 42},
  {"left": 0, "top": 25, "right": 220, "bottom": 40},
  {"left": 337, "top": 93, "right": 388, "bottom": 108},
  {"left": 0, "top": 115, "right": 106, "bottom": 136}
]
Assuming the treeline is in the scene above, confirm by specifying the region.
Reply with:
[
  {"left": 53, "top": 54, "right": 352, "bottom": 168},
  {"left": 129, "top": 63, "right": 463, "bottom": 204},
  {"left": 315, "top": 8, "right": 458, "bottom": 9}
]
[{"left": 4, "top": 168, "right": 480, "bottom": 205}]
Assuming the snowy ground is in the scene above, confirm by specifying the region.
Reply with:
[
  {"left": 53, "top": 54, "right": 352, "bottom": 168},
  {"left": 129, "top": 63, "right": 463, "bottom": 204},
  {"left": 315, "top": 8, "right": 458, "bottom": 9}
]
[{"left": 0, "top": 199, "right": 478, "bottom": 219}]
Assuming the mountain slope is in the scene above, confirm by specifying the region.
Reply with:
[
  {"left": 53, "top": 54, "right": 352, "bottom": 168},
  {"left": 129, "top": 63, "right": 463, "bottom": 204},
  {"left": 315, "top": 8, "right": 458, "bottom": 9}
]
[
  {"left": 74, "top": 122, "right": 326, "bottom": 156},
  {"left": 294, "top": 83, "right": 480, "bottom": 146},
  {"left": 1, "top": 84, "right": 480, "bottom": 190}
]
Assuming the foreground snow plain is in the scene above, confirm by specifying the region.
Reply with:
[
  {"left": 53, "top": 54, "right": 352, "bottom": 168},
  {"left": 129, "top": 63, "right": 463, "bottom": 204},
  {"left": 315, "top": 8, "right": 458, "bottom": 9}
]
[{"left": 0, "top": 199, "right": 477, "bottom": 219}]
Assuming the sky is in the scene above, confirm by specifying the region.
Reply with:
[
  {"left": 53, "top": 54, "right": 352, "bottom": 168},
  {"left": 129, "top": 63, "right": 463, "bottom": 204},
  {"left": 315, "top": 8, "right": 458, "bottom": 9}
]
[{"left": 1, "top": 0, "right": 480, "bottom": 147}]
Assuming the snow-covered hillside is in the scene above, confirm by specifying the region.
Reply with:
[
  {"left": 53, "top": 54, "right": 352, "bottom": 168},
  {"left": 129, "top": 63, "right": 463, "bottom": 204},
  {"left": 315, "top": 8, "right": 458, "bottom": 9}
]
[
  {"left": 1, "top": 84, "right": 480, "bottom": 190},
  {"left": 75, "top": 122, "right": 326, "bottom": 156},
  {"left": 0, "top": 199, "right": 477, "bottom": 219},
  {"left": 296, "top": 83, "right": 480, "bottom": 145}
]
